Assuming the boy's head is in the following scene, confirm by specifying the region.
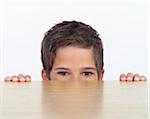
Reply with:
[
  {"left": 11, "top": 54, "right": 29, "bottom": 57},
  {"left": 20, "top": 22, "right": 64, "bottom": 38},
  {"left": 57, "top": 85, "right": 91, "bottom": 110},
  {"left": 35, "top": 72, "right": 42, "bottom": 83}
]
[{"left": 41, "top": 21, "right": 104, "bottom": 80}]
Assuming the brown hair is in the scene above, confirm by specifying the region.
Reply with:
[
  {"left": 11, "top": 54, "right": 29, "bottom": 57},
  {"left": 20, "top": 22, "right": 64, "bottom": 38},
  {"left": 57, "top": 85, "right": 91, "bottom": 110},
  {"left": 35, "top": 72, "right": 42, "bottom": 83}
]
[{"left": 41, "top": 21, "right": 104, "bottom": 80}]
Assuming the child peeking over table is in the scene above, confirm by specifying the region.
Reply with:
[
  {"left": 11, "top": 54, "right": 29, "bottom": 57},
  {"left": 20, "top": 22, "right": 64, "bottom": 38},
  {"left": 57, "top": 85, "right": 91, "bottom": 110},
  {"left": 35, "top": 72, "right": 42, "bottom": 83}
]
[{"left": 4, "top": 21, "right": 147, "bottom": 82}]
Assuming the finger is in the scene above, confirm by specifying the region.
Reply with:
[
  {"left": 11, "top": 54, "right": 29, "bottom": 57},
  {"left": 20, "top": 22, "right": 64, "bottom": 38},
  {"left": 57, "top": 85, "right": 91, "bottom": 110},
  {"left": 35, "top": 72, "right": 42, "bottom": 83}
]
[
  {"left": 19, "top": 76, "right": 26, "bottom": 82},
  {"left": 120, "top": 74, "right": 127, "bottom": 81},
  {"left": 17, "top": 74, "right": 26, "bottom": 82},
  {"left": 133, "top": 73, "right": 140, "bottom": 81},
  {"left": 25, "top": 75, "right": 31, "bottom": 82},
  {"left": 4, "top": 76, "right": 11, "bottom": 82},
  {"left": 140, "top": 75, "right": 147, "bottom": 81},
  {"left": 17, "top": 74, "right": 24, "bottom": 79},
  {"left": 127, "top": 72, "right": 134, "bottom": 77},
  {"left": 126, "top": 72, "right": 134, "bottom": 81},
  {"left": 11, "top": 76, "right": 19, "bottom": 82}
]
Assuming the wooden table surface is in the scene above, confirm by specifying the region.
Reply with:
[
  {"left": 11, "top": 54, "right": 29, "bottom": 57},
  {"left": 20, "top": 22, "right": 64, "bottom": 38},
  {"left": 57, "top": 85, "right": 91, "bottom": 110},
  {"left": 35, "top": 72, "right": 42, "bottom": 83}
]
[{"left": 0, "top": 80, "right": 148, "bottom": 119}]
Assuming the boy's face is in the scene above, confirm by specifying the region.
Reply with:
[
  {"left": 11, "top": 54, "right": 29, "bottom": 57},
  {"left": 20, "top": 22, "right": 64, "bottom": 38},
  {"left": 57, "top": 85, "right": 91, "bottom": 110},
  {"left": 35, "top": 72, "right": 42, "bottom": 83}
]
[{"left": 42, "top": 46, "right": 103, "bottom": 80}]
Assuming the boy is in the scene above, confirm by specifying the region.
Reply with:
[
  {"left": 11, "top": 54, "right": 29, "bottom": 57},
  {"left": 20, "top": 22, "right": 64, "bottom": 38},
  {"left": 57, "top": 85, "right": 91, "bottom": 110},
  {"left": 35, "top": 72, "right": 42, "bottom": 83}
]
[{"left": 4, "top": 21, "right": 146, "bottom": 82}]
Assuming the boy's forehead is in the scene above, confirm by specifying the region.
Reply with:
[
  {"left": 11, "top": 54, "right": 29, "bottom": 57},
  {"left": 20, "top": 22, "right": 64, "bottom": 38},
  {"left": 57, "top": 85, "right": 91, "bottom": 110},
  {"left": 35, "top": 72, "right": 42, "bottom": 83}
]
[
  {"left": 55, "top": 46, "right": 93, "bottom": 57},
  {"left": 53, "top": 46, "right": 95, "bottom": 67}
]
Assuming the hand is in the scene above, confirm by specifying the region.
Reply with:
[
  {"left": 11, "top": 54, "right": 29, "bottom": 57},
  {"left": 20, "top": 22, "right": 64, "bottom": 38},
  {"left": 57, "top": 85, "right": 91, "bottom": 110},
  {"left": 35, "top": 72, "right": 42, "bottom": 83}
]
[
  {"left": 4, "top": 74, "right": 31, "bottom": 82},
  {"left": 120, "top": 72, "right": 147, "bottom": 82}
]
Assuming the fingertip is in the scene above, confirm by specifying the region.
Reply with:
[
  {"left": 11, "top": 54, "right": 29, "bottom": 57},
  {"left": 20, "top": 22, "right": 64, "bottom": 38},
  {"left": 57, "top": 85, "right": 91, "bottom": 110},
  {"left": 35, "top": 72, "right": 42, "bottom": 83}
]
[
  {"left": 25, "top": 75, "right": 32, "bottom": 82},
  {"left": 133, "top": 73, "right": 140, "bottom": 81},
  {"left": 126, "top": 76, "right": 133, "bottom": 82},
  {"left": 4, "top": 76, "right": 11, "bottom": 82},
  {"left": 140, "top": 75, "right": 147, "bottom": 81},
  {"left": 120, "top": 74, "right": 127, "bottom": 81},
  {"left": 126, "top": 72, "right": 134, "bottom": 82},
  {"left": 19, "top": 76, "right": 26, "bottom": 82},
  {"left": 11, "top": 76, "right": 19, "bottom": 82},
  {"left": 127, "top": 72, "right": 133, "bottom": 77}
]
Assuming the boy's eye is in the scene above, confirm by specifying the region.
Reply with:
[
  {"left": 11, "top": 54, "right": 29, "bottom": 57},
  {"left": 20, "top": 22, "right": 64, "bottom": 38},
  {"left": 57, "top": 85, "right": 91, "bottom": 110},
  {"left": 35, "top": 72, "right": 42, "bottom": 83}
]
[
  {"left": 57, "top": 71, "right": 70, "bottom": 76},
  {"left": 82, "top": 72, "right": 94, "bottom": 76}
]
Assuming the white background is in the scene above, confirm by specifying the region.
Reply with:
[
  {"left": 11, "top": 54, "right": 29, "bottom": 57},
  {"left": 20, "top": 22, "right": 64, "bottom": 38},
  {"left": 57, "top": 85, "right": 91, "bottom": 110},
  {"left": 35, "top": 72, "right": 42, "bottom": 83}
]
[{"left": 0, "top": 0, "right": 149, "bottom": 80}]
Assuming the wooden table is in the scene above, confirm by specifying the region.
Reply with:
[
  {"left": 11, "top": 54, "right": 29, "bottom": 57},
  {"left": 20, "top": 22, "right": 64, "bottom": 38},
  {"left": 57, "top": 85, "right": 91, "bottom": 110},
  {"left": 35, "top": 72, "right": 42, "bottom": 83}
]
[{"left": 0, "top": 80, "right": 148, "bottom": 119}]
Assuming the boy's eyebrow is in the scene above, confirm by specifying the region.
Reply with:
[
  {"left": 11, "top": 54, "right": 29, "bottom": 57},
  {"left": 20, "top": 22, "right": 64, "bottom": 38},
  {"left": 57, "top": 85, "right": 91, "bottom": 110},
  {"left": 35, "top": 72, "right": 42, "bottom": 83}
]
[
  {"left": 81, "top": 67, "right": 97, "bottom": 71},
  {"left": 55, "top": 67, "right": 97, "bottom": 71},
  {"left": 55, "top": 67, "right": 70, "bottom": 70}
]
